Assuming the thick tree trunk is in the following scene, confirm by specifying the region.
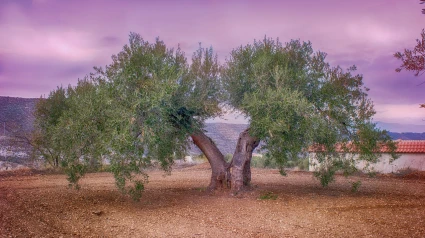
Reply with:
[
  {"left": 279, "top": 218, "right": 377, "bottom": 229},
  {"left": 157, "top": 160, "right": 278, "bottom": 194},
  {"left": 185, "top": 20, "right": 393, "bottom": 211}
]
[
  {"left": 190, "top": 131, "right": 230, "bottom": 190},
  {"left": 230, "top": 128, "right": 260, "bottom": 192}
]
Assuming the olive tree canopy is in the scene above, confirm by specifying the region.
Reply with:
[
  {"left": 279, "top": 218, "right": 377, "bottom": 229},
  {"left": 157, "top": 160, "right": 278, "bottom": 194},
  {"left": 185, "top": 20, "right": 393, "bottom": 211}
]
[
  {"left": 32, "top": 33, "right": 396, "bottom": 198},
  {"left": 222, "top": 37, "right": 396, "bottom": 189}
]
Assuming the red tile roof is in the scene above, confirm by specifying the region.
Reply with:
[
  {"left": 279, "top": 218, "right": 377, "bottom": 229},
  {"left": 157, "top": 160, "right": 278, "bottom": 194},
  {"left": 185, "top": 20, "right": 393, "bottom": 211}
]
[
  {"left": 309, "top": 140, "right": 425, "bottom": 153},
  {"left": 392, "top": 140, "right": 425, "bottom": 153}
]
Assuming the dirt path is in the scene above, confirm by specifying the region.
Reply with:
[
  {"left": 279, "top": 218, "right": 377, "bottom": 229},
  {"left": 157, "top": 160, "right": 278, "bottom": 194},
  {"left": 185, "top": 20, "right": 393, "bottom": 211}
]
[{"left": 1, "top": 164, "right": 425, "bottom": 237}]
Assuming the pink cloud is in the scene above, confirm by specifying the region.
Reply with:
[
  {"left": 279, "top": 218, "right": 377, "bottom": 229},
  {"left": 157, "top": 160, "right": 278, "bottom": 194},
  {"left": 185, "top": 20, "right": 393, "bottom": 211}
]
[
  {"left": 0, "top": 0, "right": 424, "bottom": 125},
  {"left": 374, "top": 103, "right": 425, "bottom": 124}
]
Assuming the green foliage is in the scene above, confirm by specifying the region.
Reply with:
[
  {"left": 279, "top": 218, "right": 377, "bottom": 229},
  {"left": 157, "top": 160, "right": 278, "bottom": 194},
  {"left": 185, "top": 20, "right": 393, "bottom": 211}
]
[
  {"left": 394, "top": 28, "right": 425, "bottom": 109},
  {"left": 351, "top": 180, "right": 362, "bottom": 193},
  {"left": 173, "top": 44, "right": 223, "bottom": 123},
  {"left": 224, "top": 154, "right": 233, "bottom": 162},
  {"left": 298, "top": 158, "right": 309, "bottom": 171},
  {"left": 250, "top": 155, "right": 278, "bottom": 169},
  {"left": 32, "top": 32, "right": 398, "bottom": 196},
  {"left": 223, "top": 36, "right": 397, "bottom": 186},
  {"left": 282, "top": 158, "right": 309, "bottom": 171},
  {"left": 263, "top": 155, "right": 279, "bottom": 168},
  {"left": 194, "top": 153, "right": 208, "bottom": 162},
  {"left": 250, "top": 154, "right": 304, "bottom": 170},
  {"left": 258, "top": 191, "right": 278, "bottom": 200},
  {"left": 394, "top": 29, "right": 425, "bottom": 76},
  {"left": 196, "top": 187, "right": 207, "bottom": 192},
  {"left": 314, "top": 167, "right": 336, "bottom": 187},
  {"left": 31, "top": 87, "right": 69, "bottom": 168},
  {"left": 128, "top": 181, "right": 145, "bottom": 201},
  {"left": 31, "top": 33, "right": 222, "bottom": 199},
  {"left": 62, "top": 162, "right": 86, "bottom": 190},
  {"left": 250, "top": 155, "right": 265, "bottom": 168}
]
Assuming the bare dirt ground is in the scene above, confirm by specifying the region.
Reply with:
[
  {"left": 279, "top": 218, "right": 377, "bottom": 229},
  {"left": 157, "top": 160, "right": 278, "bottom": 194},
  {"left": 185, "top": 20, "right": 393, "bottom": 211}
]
[{"left": 1, "top": 164, "right": 425, "bottom": 238}]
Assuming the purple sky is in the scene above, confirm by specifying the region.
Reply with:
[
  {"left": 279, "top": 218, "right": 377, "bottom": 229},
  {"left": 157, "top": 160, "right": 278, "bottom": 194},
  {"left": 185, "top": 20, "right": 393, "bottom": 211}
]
[{"left": 0, "top": 0, "right": 424, "bottom": 129}]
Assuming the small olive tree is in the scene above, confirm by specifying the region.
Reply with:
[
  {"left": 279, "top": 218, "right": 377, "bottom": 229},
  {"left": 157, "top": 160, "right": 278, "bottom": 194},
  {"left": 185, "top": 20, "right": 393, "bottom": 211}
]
[{"left": 32, "top": 87, "right": 69, "bottom": 168}]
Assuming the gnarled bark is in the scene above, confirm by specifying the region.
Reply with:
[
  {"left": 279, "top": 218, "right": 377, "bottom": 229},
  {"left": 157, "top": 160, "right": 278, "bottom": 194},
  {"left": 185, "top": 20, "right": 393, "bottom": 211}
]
[
  {"left": 190, "top": 131, "right": 230, "bottom": 190},
  {"left": 230, "top": 128, "right": 260, "bottom": 192}
]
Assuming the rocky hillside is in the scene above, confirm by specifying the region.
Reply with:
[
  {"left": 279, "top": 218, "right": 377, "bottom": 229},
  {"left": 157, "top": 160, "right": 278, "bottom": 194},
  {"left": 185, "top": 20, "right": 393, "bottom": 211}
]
[
  {"left": 191, "top": 123, "right": 249, "bottom": 156},
  {"left": 0, "top": 96, "right": 38, "bottom": 136}
]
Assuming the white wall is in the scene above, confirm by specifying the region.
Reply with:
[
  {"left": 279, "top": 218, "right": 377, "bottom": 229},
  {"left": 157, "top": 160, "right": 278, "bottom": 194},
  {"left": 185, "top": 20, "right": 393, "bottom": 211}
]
[{"left": 309, "top": 153, "right": 425, "bottom": 173}]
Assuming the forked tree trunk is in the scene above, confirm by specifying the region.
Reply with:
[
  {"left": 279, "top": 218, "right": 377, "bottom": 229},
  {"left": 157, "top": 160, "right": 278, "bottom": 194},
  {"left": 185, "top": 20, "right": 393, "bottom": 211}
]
[
  {"left": 230, "top": 128, "right": 260, "bottom": 192},
  {"left": 191, "top": 131, "right": 230, "bottom": 190}
]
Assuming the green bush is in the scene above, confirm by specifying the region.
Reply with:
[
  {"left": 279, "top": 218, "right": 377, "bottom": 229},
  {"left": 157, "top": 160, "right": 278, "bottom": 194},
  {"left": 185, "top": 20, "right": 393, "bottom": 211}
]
[
  {"left": 251, "top": 155, "right": 278, "bottom": 168},
  {"left": 250, "top": 155, "right": 309, "bottom": 170},
  {"left": 224, "top": 154, "right": 233, "bottom": 162},
  {"left": 258, "top": 191, "right": 278, "bottom": 200},
  {"left": 351, "top": 180, "right": 362, "bottom": 193},
  {"left": 251, "top": 155, "right": 264, "bottom": 168},
  {"left": 223, "top": 154, "right": 309, "bottom": 170},
  {"left": 297, "top": 158, "right": 309, "bottom": 171},
  {"left": 194, "top": 153, "right": 208, "bottom": 162}
]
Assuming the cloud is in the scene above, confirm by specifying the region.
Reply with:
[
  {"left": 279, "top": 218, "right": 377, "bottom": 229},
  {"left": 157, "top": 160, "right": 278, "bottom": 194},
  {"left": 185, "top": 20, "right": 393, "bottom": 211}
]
[
  {"left": 361, "top": 54, "right": 425, "bottom": 105},
  {"left": 0, "top": 56, "right": 4, "bottom": 75},
  {"left": 0, "top": 55, "right": 92, "bottom": 97},
  {"left": 374, "top": 103, "right": 425, "bottom": 124},
  {"left": 0, "top": 0, "right": 424, "bottom": 125},
  {"left": 32, "top": 0, "right": 50, "bottom": 5},
  {"left": 100, "top": 36, "right": 123, "bottom": 48},
  {"left": 0, "top": 26, "right": 100, "bottom": 63}
]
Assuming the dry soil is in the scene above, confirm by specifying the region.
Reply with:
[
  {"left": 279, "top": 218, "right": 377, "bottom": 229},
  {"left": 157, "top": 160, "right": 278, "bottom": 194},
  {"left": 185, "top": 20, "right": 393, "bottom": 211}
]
[{"left": 1, "top": 164, "right": 425, "bottom": 237}]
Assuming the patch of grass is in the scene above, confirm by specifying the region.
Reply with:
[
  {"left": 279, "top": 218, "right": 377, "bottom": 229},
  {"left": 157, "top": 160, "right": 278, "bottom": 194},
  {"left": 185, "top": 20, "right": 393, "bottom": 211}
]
[
  {"left": 258, "top": 191, "right": 278, "bottom": 200},
  {"left": 367, "top": 171, "right": 377, "bottom": 178},
  {"left": 282, "top": 158, "right": 309, "bottom": 170},
  {"left": 195, "top": 187, "right": 207, "bottom": 192},
  {"left": 251, "top": 156, "right": 309, "bottom": 171},
  {"left": 224, "top": 154, "right": 233, "bottom": 163},
  {"left": 351, "top": 180, "right": 362, "bottom": 192},
  {"left": 251, "top": 155, "right": 278, "bottom": 169},
  {"left": 194, "top": 154, "right": 208, "bottom": 163},
  {"left": 99, "top": 164, "right": 112, "bottom": 172},
  {"left": 394, "top": 167, "right": 414, "bottom": 177},
  {"left": 297, "top": 158, "right": 309, "bottom": 171}
]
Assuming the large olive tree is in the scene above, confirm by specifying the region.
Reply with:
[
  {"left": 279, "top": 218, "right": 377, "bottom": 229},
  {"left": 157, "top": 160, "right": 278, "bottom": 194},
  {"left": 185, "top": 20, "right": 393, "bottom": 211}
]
[
  {"left": 33, "top": 33, "right": 227, "bottom": 197},
  {"left": 222, "top": 37, "right": 396, "bottom": 191},
  {"left": 33, "top": 33, "right": 396, "bottom": 198}
]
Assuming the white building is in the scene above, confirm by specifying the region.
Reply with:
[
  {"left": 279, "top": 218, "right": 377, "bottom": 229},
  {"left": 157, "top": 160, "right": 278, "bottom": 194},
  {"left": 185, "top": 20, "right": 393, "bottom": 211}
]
[{"left": 309, "top": 140, "right": 425, "bottom": 173}]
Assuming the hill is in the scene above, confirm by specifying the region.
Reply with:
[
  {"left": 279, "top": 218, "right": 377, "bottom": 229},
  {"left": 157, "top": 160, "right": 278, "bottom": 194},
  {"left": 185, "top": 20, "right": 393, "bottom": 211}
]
[
  {"left": 190, "top": 123, "right": 249, "bottom": 156},
  {"left": 0, "top": 96, "right": 38, "bottom": 136},
  {"left": 376, "top": 121, "right": 425, "bottom": 134},
  {"left": 0, "top": 96, "right": 424, "bottom": 156},
  {"left": 387, "top": 132, "right": 425, "bottom": 140}
]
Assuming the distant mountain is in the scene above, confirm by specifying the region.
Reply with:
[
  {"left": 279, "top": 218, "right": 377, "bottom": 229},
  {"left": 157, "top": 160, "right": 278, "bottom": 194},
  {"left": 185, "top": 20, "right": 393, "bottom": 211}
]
[
  {"left": 189, "top": 123, "right": 250, "bottom": 156},
  {"left": 387, "top": 132, "right": 425, "bottom": 140},
  {"left": 1, "top": 96, "right": 424, "bottom": 155},
  {"left": 376, "top": 121, "right": 425, "bottom": 133},
  {"left": 0, "top": 96, "right": 38, "bottom": 136}
]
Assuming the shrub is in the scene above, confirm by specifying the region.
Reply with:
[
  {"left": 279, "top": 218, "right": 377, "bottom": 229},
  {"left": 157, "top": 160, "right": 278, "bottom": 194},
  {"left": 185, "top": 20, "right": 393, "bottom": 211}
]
[
  {"left": 297, "top": 158, "right": 309, "bottom": 171},
  {"left": 351, "top": 180, "right": 362, "bottom": 192},
  {"left": 258, "top": 191, "right": 278, "bottom": 200},
  {"left": 224, "top": 154, "right": 233, "bottom": 163},
  {"left": 194, "top": 153, "right": 208, "bottom": 162},
  {"left": 250, "top": 155, "right": 278, "bottom": 168}
]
